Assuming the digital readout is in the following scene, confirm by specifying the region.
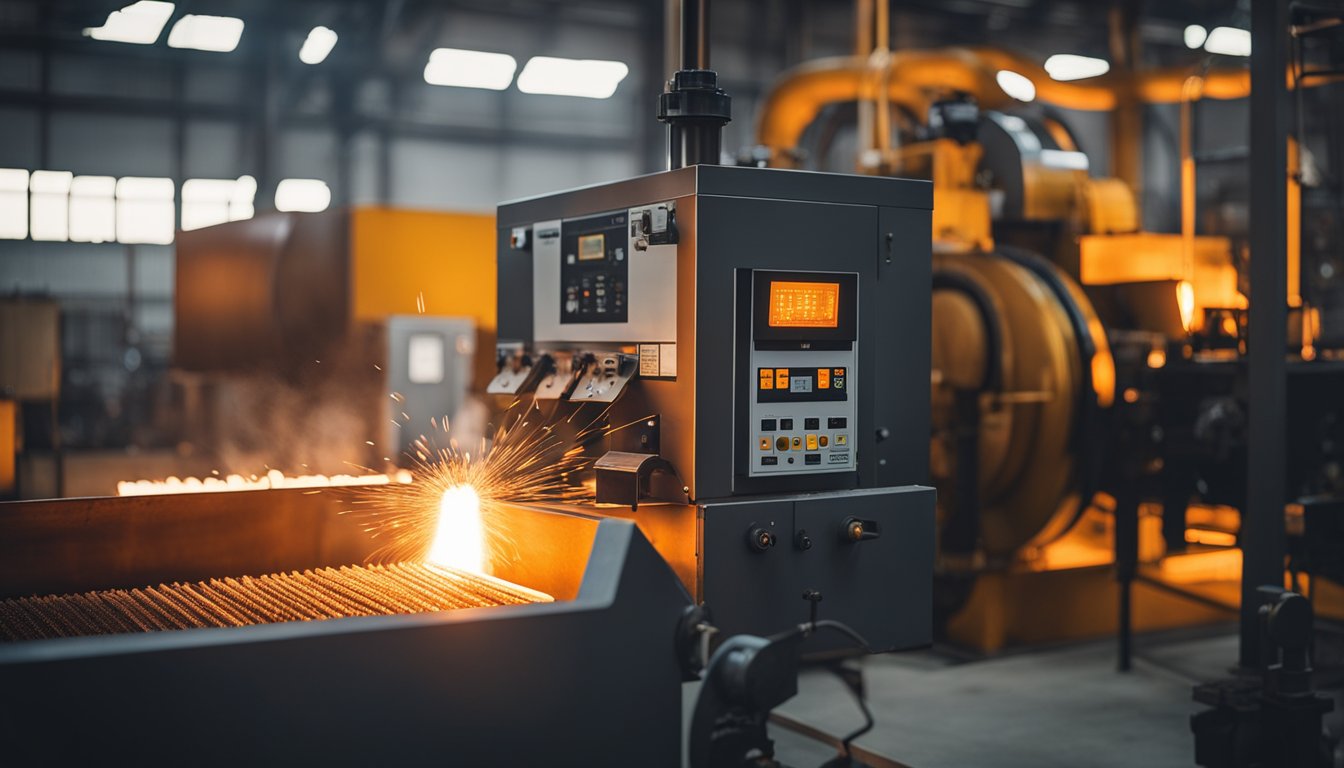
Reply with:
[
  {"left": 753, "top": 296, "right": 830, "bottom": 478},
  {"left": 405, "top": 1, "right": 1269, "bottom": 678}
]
[
  {"left": 767, "top": 281, "right": 840, "bottom": 328},
  {"left": 577, "top": 233, "right": 606, "bottom": 261}
]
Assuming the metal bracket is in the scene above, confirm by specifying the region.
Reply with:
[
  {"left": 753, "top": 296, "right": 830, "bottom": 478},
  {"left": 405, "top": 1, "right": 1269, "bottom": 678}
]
[
  {"left": 568, "top": 353, "right": 638, "bottom": 403},
  {"left": 594, "top": 451, "right": 688, "bottom": 510},
  {"left": 487, "top": 348, "right": 553, "bottom": 395}
]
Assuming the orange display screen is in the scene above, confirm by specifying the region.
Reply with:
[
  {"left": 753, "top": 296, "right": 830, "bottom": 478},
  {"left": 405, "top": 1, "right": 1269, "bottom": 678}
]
[{"left": 767, "top": 281, "right": 840, "bottom": 328}]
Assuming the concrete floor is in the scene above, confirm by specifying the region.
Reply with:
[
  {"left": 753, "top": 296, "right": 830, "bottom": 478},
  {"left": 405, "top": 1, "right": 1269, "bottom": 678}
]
[{"left": 768, "top": 626, "right": 1244, "bottom": 768}]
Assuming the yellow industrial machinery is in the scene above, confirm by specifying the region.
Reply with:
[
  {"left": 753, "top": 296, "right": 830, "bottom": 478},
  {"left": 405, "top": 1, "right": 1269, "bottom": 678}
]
[
  {"left": 172, "top": 206, "right": 496, "bottom": 477},
  {"left": 751, "top": 40, "right": 1295, "bottom": 651}
]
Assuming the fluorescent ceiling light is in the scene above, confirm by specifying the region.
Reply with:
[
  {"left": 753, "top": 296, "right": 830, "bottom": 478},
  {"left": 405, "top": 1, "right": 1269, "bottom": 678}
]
[
  {"left": 423, "top": 48, "right": 517, "bottom": 90},
  {"left": 168, "top": 14, "right": 244, "bottom": 53},
  {"left": 117, "top": 176, "right": 174, "bottom": 200},
  {"left": 84, "top": 1, "right": 175, "bottom": 45},
  {"left": 0, "top": 169, "right": 28, "bottom": 240},
  {"left": 275, "top": 179, "right": 331, "bottom": 213},
  {"left": 69, "top": 176, "right": 117, "bottom": 244},
  {"left": 30, "top": 170, "right": 73, "bottom": 194},
  {"left": 1044, "top": 54, "right": 1109, "bottom": 82},
  {"left": 182, "top": 176, "right": 255, "bottom": 230},
  {"left": 1184, "top": 24, "right": 1208, "bottom": 49},
  {"left": 995, "top": 70, "right": 1036, "bottom": 102},
  {"left": 1204, "top": 26, "right": 1251, "bottom": 57},
  {"left": 299, "top": 26, "right": 338, "bottom": 65},
  {"left": 116, "top": 178, "right": 175, "bottom": 245},
  {"left": 0, "top": 168, "right": 28, "bottom": 192},
  {"left": 517, "top": 56, "right": 629, "bottom": 99}
]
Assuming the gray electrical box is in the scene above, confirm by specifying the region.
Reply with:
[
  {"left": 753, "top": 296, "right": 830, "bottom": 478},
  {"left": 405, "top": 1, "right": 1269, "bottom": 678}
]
[{"left": 492, "top": 164, "right": 935, "bottom": 649}]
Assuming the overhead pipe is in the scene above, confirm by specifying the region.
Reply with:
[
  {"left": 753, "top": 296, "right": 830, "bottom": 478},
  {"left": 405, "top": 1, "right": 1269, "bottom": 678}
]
[{"left": 754, "top": 46, "right": 1264, "bottom": 161}]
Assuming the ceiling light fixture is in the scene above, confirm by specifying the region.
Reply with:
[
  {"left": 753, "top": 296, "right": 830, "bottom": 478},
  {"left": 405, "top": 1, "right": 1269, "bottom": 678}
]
[
  {"left": 516, "top": 56, "right": 629, "bottom": 99},
  {"left": 1203, "top": 26, "right": 1251, "bottom": 57},
  {"left": 1184, "top": 24, "right": 1209, "bottom": 49},
  {"left": 167, "top": 14, "right": 245, "bottom": 53},
  {"left": 995, "top": 70, "right": 1036, "bottom": 102},
  {"left": 1043, "top": 54, "right": 1110, "bottom": 81},
  {"left": 84, "top": 1, "right": 175, "bottom": 45},
  {"left": 299, "top": 26, "right": 338, "bottom": 65},
  {"left": 423, "top": 48, "right": 518, "bottom": 90}
]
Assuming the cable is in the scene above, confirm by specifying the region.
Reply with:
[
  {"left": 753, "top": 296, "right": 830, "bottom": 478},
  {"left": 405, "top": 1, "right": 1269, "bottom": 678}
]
[
  {"left": 806, "top": 619, "right": 873, "bottom": 654},
  {"left": 796, "top": 618, "right": 875, "bottom": 760}
]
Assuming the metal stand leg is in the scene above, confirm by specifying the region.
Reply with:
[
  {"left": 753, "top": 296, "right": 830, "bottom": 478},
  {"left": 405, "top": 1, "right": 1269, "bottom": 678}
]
[{"left": 1116, "top": 488, "right": 1139, "bottom": 672}]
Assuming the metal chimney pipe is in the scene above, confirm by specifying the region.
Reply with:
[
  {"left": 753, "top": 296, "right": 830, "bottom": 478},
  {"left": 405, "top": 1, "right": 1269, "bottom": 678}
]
[{"left": 657, "top": 0, "right": 731, "bottom": 169}]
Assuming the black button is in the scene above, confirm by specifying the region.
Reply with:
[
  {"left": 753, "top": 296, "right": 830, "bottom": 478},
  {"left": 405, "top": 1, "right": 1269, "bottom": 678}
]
[
  {"left": 779, "top": 418, "right": 794, "bottom": 430},
  {"left": 828, "top": 417, "right": 847, "bottom": 429},
  {"left": 760, "top": 418, "right": 777, "bottom": 431},
  {"left": 805, "top": 454, "right": 821, "bottom": 465},
  {"left": 804, "top": 418, "right": 819, "bottom": 430},
  {"left": 762, "top": 456, "right": 778, "bottom": 466}
]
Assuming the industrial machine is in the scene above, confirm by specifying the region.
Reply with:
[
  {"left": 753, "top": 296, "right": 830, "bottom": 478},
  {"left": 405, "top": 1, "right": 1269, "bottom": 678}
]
[
  {"left": 170, "top": 206, "right": 494, "bottom": 479},
  {"left": 1, "top": 2, "right": 937, "bottom": 761},
  {"left": 3, "top": 87, "right": 933, "bottom": 768},
  {"left": 489, "top": 162, "right": 934, "bottom": 645},
  {"left": 751, "top": 4, "right": 1344, "bottom": 655},
  {"left": 0, "top": 164, "right": 934, "bottom": 765}
]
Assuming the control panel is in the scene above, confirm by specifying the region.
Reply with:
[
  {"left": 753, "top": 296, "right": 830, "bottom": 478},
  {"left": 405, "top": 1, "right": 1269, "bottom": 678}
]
[
  {"left": 746, "top": 270, "right": 858, "bottom": 477},
  {"left": 560, "top": 211, "right": 628, "bottom": 324}
]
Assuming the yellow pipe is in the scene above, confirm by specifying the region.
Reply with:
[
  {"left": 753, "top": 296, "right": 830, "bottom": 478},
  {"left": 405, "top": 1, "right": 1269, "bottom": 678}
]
[
  {"left": 756, "top": 47, "right": 1261, "bottom": 155},
  {"left": 873, "top": 0, "right": 891, "bottom": 162},
  {"left": 1179, "top": 74, "right": 1202, "bottom": 332}
]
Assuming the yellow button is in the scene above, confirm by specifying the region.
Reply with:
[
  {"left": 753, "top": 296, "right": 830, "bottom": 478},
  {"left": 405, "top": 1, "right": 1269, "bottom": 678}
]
[
  {"left": 791, "top": 437, "right": 802, "bottom": 450},
  {"left": 806, "top": 434, "right": 818, "bottom": 450},
  {"left": 836, "top": 433, "right": 848, "bottom": 446},
  {"left": 759, "top": 437, "right": 771, "bottom": 451},
  {"left": 775, "top": 368, "right": 789, "bottom": 389},
  {"left": 776, "top": 436, "right": 790, "bottom": 451},
  {"left": 817, "top": 368, "right": 830, "bottom": 388},
  {"left": 819, "top": 435, "right": 829, "bottom": 447},
  {"left": 759, "top": 370, "right": 773, "bottom": 390}
]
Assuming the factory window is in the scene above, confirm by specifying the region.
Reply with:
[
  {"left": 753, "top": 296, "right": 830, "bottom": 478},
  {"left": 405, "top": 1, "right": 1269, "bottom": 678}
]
[
  {"left": 116, "top": 177, "right": 175, "bottom": 245},
  {"left": 29, "top": 170, "right": 73, "bottom": 242},
  {"left": 274, "top": 178, "right": 330, "bottom": 213},
  {"left": 182, "top": 176, "right": 256, "bottom": 231},
  {"left": 0, "top": 169, "right": 28, "bottom": 240},
  {"left": 69, "top": 176, "right": 118, "bottom": 244}
]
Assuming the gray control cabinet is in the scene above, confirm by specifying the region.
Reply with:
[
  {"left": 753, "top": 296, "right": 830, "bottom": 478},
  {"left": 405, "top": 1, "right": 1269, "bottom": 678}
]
[{"left": 495, "top": 165, "right": 934, "bottom": 649}]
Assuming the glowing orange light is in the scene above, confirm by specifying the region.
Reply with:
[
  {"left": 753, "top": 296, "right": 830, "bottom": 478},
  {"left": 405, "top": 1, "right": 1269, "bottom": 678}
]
[
  {"left": 1147, "top": 348, "right": 1167, "bottom": 369},
  {"left": 427, "top": 484, "right": 485, "bottom": 571},
  {"left": 1177, "top": 280, "right": 1196, "bottom": 333},
  {"left": 768, "top": 281, "right": 840, "bottom": 328},
  {"left": 117, "top": 470, "right": 412, "bottom": 496},
  {"left": 1123, "top": 387, "right": 1139, "bottom": 403},
  {"left": 1184, "top": 528, "right": 1237, "bottom": 547}
]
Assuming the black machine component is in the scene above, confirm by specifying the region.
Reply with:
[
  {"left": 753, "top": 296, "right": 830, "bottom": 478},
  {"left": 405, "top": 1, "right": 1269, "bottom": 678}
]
[
  {"left": 928, "top": 94, "right": 980, "bottom": 146},
  {"left": 1191, "top": 589, "right": 1337, "bottom": 768},
  {"left": 657, "top": 0, "right": 732, "bottom": 170},
  {"left": 689, "top": 615, "right": 880, "bottom": 768}
]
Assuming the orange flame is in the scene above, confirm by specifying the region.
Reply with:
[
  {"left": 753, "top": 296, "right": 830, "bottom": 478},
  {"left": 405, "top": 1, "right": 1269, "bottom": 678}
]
[{"left": 117, "top": 470, "right": 412, "bottom": 496}]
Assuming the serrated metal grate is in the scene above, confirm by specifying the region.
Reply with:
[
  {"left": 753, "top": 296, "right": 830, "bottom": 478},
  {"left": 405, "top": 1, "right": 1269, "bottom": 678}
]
[{"left": 0, "top": 562, "right": 551, "bottom": 642}]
